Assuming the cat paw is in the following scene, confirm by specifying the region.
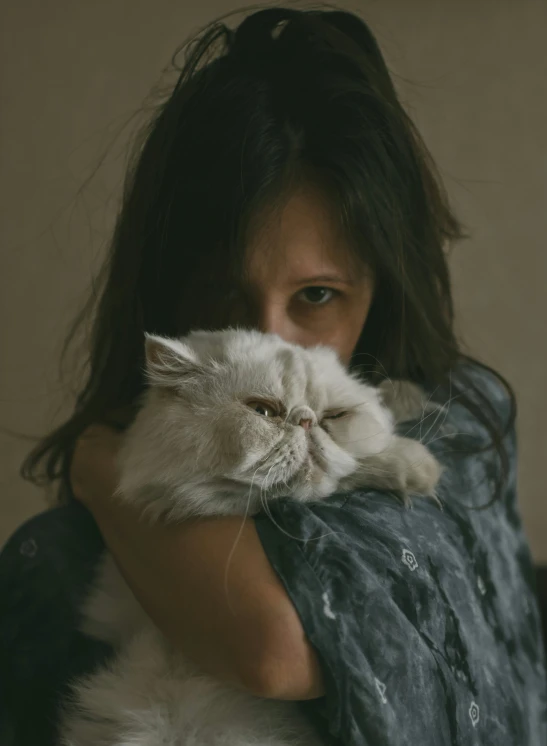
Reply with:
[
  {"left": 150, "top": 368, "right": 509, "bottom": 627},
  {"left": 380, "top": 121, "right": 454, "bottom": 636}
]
[{"left": 392, "top": 438, "right": 443, "bottom": 509}]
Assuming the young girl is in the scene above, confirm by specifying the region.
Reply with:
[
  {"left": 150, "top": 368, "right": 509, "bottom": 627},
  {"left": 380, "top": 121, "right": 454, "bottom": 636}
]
[{"left": 1, "top": 7, "right": 545, "bottom": 745}]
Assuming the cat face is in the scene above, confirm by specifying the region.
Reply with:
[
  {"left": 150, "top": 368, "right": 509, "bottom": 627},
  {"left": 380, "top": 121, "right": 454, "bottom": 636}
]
[{"left": 118, "top": 328, "right": 394, "bottom": 518}]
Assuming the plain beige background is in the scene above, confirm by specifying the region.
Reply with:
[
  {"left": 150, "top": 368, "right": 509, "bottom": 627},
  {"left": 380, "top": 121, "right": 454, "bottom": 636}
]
[{"left": 1, "top": 0, "right": 546, "bottom": 561}]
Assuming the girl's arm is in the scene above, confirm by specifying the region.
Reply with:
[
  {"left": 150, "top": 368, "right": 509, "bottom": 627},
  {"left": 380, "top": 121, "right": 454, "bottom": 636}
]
[{"left": 71, "top": 425, "right": 325, "bottom": 701}]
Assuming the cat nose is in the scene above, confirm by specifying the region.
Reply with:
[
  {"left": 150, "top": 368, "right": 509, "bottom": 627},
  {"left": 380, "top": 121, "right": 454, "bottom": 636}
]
[{"left": 290, "top": 406, "right": 316, "bottom": 430}]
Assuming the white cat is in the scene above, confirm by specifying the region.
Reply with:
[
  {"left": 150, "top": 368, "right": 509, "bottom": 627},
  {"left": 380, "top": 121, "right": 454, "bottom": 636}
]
[{"left": 61, "top": 328, "right": 441, "bottom": 746}]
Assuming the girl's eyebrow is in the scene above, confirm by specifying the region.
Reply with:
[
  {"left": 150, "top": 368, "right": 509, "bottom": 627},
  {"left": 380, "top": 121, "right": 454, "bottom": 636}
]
[{"left": 290, "top": 274, "right": 354, "bottom": 286}]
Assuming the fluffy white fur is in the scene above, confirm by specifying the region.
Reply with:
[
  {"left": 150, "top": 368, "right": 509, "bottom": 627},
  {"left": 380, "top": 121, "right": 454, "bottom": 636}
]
[{"left": 61, "top": 328, "right": 441, "bottom": 746}]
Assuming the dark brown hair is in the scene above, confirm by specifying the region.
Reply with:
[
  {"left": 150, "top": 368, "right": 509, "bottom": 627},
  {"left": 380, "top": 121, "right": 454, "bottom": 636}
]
[{"left": 22, "top": 6, "right": 515, "bottom": 505}]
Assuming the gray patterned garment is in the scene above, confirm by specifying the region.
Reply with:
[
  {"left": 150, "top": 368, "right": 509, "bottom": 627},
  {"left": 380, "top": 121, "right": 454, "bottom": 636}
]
[{"left": 1, "top": 362, "right": 546, "bottom": 745}]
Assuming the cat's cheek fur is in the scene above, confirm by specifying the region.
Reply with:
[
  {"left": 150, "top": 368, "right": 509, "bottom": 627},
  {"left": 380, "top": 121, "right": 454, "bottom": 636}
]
[
  {"left": 327, "top": 409, "right": 394, "bottom": 460},
  {"left": 311, "top": 429, "right": 358, "bottom": 480},
  {"left": 213, "top": 408, "right": 282, "bottom": 475}
]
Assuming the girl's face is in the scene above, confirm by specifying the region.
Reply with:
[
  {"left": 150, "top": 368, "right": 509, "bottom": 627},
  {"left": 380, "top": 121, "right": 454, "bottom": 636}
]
[{"left": 230, "top": 186, "right": 374, "bottom": 366}]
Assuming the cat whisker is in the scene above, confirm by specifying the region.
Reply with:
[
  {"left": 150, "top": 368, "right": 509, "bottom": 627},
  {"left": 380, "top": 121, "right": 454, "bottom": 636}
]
[
  {"left": 258, "top": 492, "right": 307, "bottom": 543},
  {"left": 417, "top": 374, "right": 456, "bottom": 444},
  {"left": 421, "top": 430, "right": 471, "bottom": 448},
  {"left": 334, "top": 428, "right": 393, "bottom": 446},
  {"left": 256, "top": 472, "right": 307, "bottom": 543},
  {"left": 416, "top": 389, "right": 467, "bottom": 446},
  {"left": 416, "top": 385, "right": 442, "bottom": 444},
  {"left": 349, "top": 351, "right": 392, "bottom": 381},
  {"left": 223, "top": 467, "right": 259, "bottom": 613}
]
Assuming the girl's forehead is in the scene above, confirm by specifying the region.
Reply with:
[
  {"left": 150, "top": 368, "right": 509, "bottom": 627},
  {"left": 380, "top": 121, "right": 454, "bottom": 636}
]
[{"left": 243, "top": 188, "right": 360, "bottom": 286}]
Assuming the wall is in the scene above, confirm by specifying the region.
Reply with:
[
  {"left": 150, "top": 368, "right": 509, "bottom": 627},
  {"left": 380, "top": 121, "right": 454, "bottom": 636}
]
[{"left": 1, "top": 0, "right": 545, "bottom": 560}]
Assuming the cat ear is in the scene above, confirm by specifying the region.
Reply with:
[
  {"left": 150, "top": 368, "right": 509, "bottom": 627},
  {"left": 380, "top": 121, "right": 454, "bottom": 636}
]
[{"left": 144, "top": 334, "right": 202, "bottom": 389}]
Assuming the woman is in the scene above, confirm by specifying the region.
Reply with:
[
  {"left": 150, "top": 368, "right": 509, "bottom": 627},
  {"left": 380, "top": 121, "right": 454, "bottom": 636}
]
[{"left": 1, "top": 7, "right": 545, "bottom": 745}]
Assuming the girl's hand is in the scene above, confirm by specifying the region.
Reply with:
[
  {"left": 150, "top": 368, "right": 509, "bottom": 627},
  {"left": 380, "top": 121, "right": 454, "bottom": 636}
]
[{"left": 69, "top": 424, "right": 123, "bottom": 508}]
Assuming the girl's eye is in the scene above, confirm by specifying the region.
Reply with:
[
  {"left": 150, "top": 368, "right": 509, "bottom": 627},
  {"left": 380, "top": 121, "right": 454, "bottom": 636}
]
[
  {"left": 299, "top": 287, "right": 336, "bottom": 305},
  {"left": 247, "top": 401, "right": 279, "bottom": 418}
]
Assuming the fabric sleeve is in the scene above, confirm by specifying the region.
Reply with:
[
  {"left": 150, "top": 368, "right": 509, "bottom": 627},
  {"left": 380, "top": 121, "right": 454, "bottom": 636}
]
[
  {"left": 255, "top": 369, "right": 547, "bottom": 746},
  {"left": 0, "top": 502, "right": 110, "bottom": 746}
]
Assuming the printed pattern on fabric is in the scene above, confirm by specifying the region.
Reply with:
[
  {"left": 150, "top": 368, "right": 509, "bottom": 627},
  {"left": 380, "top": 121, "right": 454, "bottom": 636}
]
[{"left": 255, "top": 364, "right": 547, "bottom": 745}]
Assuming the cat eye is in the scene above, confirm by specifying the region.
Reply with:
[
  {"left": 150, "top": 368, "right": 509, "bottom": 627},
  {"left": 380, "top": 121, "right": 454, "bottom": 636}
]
[
  {"left": 322, "top": 410, "right": 349, "bottom": 420},
  {"left": 246, "top": 400, "right": 282, "bottom": 418}
]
